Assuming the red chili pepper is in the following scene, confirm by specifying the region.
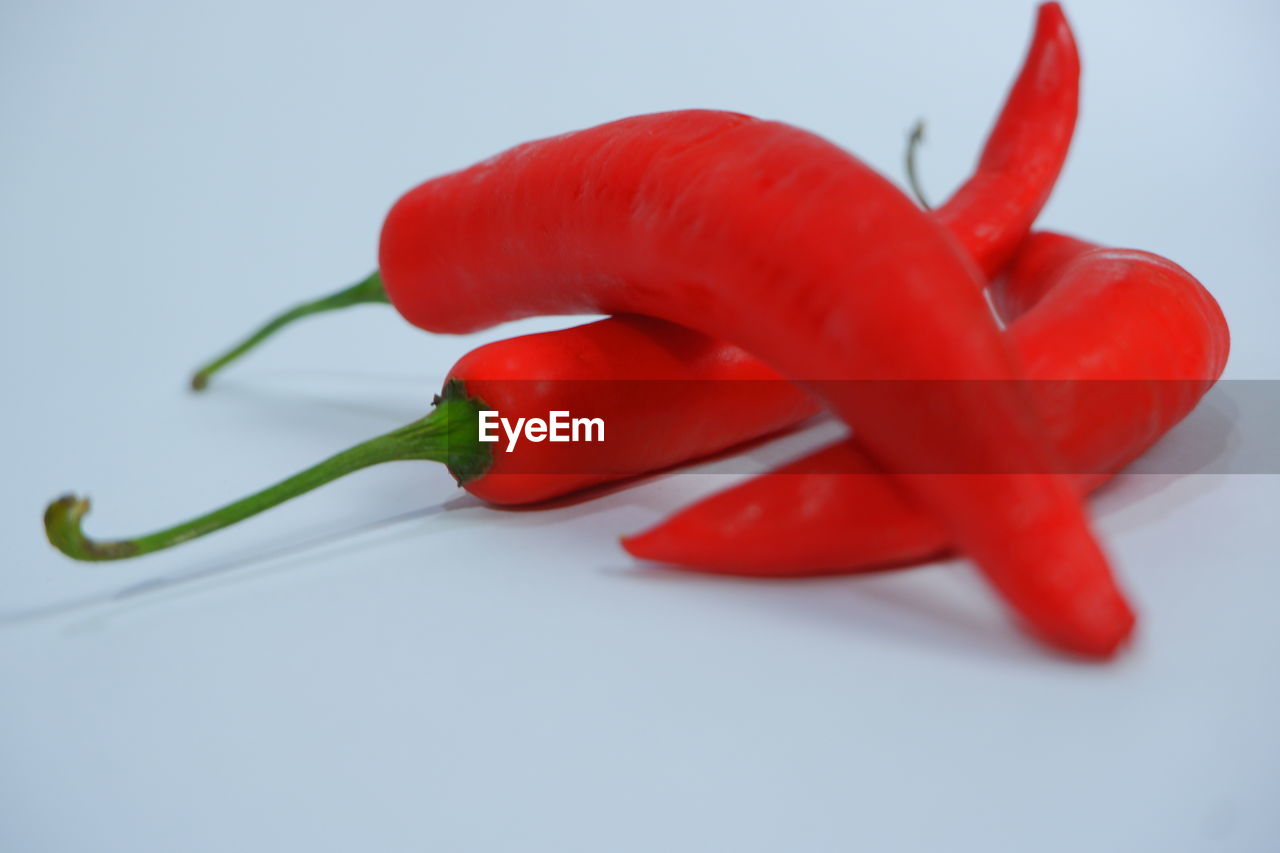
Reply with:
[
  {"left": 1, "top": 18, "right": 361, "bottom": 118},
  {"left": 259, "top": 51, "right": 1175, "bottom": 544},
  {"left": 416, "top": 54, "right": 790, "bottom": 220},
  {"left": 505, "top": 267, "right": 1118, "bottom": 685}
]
[
  {"left": 621, "top": 231, "right": 1230, "bottom": 576},
  {"left": 45, "top": 6, "right": 1126, "bottom": 657}
]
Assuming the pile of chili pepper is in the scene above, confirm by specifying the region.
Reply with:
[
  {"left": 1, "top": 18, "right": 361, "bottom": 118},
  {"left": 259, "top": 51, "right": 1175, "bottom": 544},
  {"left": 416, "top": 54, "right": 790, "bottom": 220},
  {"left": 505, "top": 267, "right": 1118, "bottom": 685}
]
[{"left": 44, "top": 3, "right": 1230, "bottom": 660}]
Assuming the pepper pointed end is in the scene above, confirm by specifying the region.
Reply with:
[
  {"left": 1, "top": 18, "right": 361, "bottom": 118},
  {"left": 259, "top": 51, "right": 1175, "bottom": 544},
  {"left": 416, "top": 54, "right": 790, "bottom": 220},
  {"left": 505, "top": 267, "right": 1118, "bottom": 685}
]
[{"left": 1033, "top": 592, "right": 1138, "bottom": 661}]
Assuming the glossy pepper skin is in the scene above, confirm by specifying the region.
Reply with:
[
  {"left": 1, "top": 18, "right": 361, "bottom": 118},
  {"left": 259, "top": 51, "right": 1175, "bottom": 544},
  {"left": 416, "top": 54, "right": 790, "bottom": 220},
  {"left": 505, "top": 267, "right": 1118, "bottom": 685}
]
[
  {"left": 375, "top": 107, "right": 1131, "bottom": 657},
  {"left": 622, "top": 232, "right": 1230, "bottom": 576}
]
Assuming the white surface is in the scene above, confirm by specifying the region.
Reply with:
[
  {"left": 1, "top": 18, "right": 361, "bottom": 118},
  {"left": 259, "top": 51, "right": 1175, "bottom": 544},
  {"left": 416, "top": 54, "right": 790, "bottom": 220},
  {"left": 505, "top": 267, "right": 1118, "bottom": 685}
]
[{"left": 3, "top": 1, "right": 1278, "bottom": 851}]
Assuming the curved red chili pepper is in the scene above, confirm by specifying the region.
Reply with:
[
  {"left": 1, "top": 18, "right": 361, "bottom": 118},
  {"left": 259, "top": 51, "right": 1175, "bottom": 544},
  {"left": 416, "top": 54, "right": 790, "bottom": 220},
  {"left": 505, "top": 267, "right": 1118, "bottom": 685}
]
[{"left": 621, "top": 232, "right": 1230, "bottom": 576}]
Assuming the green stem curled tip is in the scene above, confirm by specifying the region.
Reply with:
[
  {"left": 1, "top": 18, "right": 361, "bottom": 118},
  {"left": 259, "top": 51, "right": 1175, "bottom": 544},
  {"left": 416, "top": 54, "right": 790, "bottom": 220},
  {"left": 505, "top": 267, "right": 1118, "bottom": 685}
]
[{"left": 44, "top": 380, "right": 492, "bottom": 562}]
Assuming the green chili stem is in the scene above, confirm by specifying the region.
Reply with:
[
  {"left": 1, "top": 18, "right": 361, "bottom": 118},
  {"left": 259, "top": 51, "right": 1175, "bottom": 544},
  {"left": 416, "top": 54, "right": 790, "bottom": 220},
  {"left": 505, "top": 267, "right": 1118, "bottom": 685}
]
[
  {"left": 45, "top": 381, "right": 491, "bottom": 562},
  {"left": 905, "top": 119, "right": 933, "bottom": 211},
  {"left": 190, "top": 270, "right": 388, "bottom": 391}
]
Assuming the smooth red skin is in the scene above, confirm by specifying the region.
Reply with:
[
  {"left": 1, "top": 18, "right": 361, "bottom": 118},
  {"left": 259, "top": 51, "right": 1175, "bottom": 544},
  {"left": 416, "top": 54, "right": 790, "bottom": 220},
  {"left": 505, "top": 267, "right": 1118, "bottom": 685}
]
[
  {"left": 936, "top": 3, "right": 1078, "bottom": 280},
  {"left": 622, "top": 232, "right": 1230, "bottom": 577},
  {"left": 446, "top": 316, "right": 817, "bottom": 505},
  {"left": 439, "top": 2, "right": 1078, "bottom": 508},
  {"left": 377, "top": 110, "right": 1129, "bottom": 657}
]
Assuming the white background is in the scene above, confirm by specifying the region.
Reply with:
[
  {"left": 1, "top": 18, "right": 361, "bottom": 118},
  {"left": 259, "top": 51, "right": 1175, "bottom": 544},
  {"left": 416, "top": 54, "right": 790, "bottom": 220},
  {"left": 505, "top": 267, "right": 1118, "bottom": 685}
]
[{"left": 3, "top": 1, "right": 1278, "bottom": 850}]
